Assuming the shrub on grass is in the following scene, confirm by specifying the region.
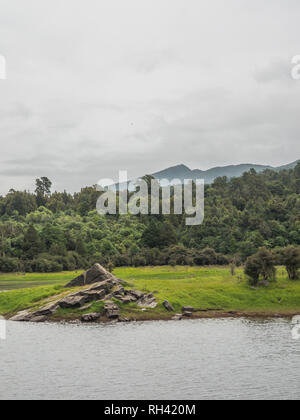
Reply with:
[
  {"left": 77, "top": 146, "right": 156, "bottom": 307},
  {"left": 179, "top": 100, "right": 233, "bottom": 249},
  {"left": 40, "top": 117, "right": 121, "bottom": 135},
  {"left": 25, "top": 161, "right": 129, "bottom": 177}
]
[
  {"left": 0, "top": 256, "right": 21, "bottom": 272},
  {"left": 281, "top": 246, "right": 300, "bottom": 280},
  {"left": 245, "top": 247, "right": 276, "bottom": 286}
]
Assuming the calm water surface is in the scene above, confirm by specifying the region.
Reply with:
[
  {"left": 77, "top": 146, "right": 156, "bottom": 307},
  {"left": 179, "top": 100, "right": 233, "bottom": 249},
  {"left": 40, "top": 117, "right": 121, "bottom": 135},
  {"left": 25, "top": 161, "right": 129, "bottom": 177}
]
[{"left": 0, "top": 318, "right": 299, "bottom": 400}]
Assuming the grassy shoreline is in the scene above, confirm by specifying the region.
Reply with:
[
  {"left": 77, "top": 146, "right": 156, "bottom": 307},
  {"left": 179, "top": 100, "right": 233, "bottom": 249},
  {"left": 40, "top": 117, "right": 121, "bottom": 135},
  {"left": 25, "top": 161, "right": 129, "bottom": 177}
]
[{"left": 1, "top": 266, "right": 300, "bottom": 320}]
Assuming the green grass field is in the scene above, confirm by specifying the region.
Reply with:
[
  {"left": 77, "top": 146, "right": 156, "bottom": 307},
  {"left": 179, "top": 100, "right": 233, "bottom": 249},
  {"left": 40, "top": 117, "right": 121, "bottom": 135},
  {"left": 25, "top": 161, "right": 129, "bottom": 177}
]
[
  {"left": 0, "top": 271, "right": 81, "bottom": 290},
  {"left": 0, "top": 266, "right": 300, "bottom": 319}
]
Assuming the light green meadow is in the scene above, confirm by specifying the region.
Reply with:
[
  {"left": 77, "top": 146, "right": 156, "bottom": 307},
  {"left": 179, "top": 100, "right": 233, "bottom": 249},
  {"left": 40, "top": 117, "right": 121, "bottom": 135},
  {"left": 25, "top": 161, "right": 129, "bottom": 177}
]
[{"left": 0, "top": 266, "right": 300, "bottom": 319}]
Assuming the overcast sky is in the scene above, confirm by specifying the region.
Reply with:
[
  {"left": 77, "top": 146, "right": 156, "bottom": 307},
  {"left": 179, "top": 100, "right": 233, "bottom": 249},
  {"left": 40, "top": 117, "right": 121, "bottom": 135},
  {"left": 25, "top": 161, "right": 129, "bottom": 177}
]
[{"left": 0, "top": 0, "right": 299, "bottom": 194}]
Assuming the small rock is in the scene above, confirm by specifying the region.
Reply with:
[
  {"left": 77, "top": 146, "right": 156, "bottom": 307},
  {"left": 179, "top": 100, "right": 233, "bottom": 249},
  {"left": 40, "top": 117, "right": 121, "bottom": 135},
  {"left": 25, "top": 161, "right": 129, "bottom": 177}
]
[
  {"left": 182, "top": 311, "right": 193, "bottom": 317},
  {"left": 119, "top": 296, "right": 133, "bottom": 304},
  {"left": 30, "top": 315, "right": 47, "bottom": 323},
  {"left": 81, "top": 313, "right": 100, "bottom": 323},
  {"left": 172, "top": 314, "right": 182, "bottom": 321},
  {"left": 113, "top": 286, "right": 125, "bottom": 295},
  {"left": 138, "top": 294, "right": 158, "bottom": 309},
  {"left": 129, "top": 290, "right": 145, "bottom": 300},
  {"left": 124, "top": 290, "right": 138, "bottom": 299},
  {"left": 182, "top": 306, "right": 194, "bottom": 313},
  {"left": 106, "top": 308, "right": 120, "bottom": 319},
  {"left": 104, "top": 302, "right": 120, "bottom": 319},
  {"left": 163, "top": 300, "right": 175, "bottom": 312},
  {"left": 119, "top": 317, "right": 130, "bottom": 323}
]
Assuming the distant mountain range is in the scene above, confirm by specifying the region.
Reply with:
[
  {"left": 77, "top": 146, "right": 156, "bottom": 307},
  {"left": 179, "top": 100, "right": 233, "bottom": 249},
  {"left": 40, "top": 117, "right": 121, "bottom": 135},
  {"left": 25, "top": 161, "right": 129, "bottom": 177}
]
[
  {"left": 151, "top": 160, "right": 300, "bottom": 185},
  {"left": 111, "top": 159, "right": 300, "bottom": 190}
]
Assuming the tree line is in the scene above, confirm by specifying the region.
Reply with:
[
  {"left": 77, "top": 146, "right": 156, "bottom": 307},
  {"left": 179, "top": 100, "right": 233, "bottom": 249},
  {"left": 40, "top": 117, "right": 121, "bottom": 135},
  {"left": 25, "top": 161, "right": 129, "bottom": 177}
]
[{"left": 0, "top": 163, "right": 299, "bottom": 273}]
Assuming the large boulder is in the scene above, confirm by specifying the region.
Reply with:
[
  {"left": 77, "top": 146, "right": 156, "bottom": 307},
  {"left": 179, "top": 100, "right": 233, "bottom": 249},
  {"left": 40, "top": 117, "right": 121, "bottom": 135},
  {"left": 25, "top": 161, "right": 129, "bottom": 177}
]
[
  {"left": 65, "top": 264, "right": 116, "bottom": 288},
  {"left": 58, "top": 295, "right": 88, "bottom": 309}
]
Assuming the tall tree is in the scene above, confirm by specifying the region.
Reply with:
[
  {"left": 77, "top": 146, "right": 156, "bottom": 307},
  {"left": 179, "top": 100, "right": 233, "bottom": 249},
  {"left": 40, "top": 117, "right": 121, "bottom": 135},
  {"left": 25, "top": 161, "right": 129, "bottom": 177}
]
[{"left": 35, "top": 177, "right": 52, "bottom": 207}]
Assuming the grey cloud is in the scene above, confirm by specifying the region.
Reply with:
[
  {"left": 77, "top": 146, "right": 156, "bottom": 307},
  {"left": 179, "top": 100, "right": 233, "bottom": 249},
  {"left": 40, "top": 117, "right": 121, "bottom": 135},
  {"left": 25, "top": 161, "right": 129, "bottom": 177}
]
[
  {"left": 134, "top": 49, "right": 179, "bottom": 74},
  {"left": 0, "top": 0, "right": 300, "bottom": 194},
  {"left": 254, "top": 60, "right": 294, "bottom": 84}
]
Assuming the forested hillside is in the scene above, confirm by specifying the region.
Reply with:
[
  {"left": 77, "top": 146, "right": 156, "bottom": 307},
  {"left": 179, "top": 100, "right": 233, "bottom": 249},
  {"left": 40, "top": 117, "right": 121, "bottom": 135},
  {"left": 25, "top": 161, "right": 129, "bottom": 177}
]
[{"left": 0, "top": 163, "right": 299, "bottom": 272}]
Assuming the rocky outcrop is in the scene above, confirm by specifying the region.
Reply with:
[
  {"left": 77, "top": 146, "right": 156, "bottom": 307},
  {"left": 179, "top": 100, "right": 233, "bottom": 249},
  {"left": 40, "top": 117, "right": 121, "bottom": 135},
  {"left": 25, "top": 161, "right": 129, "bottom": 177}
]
[
  {"left": 10, "top": 303, "right": 60, "bottom": 322},
  {"left": 9, "top": 264, "right": 158, "bottom": 323},
  {"left": 65, "top": 264, "right": 117, "bottom": 288}
]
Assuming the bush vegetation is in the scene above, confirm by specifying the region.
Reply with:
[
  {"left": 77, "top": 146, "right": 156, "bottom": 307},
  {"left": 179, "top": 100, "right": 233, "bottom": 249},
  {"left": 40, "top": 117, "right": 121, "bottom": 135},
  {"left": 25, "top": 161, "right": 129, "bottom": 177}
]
[{"left": 0, "top": 163, "right": 299, "bottom": 273}]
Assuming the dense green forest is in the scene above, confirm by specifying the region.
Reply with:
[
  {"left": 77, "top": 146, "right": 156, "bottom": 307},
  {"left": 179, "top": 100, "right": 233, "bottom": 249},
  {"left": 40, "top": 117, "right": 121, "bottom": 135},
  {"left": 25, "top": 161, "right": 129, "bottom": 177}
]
[{"left": 0, "top": 163, "right": 300, "bottom": 273}]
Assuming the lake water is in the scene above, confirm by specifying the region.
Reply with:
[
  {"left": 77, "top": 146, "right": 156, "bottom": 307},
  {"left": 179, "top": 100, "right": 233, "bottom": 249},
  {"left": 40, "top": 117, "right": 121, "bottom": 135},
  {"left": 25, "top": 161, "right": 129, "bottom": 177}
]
[{"left": 0, "top": 318, "right": 299, "bottom": 400}]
